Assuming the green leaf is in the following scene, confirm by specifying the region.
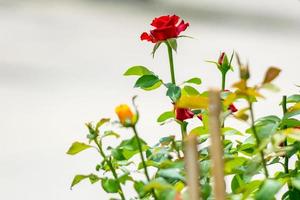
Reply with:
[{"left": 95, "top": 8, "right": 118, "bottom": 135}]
[
  {"left": 70, "top": 174, "right": 99, "bottom": 189},
  {"left": 95, "top": 118, "right": 110, "bottom": 130},
  {"left": 182, "top": 85, "right": 200, "bottom": 96},
  {"left": 157, "top": 168, "right": 185, "bottom": 181},
  {"left": 101, "top": 178, "right": 119, "bottom": 193},
  {"left": 166, "top": 38, "right": 177, "bottom": 52},
  {"left": 67, "top": 142, "right": 92, "bottom": 155},
  {"left": 231, "top": 174, "right": 244, "bottom": 193},
  {"left": 284, "top": 110, "right": 300, "bottom": 120},
  {"left": 101, "top": 130, "right": 120, "bottom": 139},
  {"left": 134, "top": 75, "right": 160, "bottom": 89},
  {"left": 159, "top": 189, "right": 176, "bottom": 200},
  {"left": 281, "top": 118, "right": 300, "bottom": 128},
  {"left": 255, "top": 179, "right": 282, "bottom": 200},
  {"left": 222, "top": 127, "right": 243, "bottom": 136},
  {"left": 292, "top": 176, "right": 300, "bottom": 190},
  {"left": 112, "top": 136, "right": 148, "bottom": 161},
  {"left": 246, "top": 116, "right": 281, "bottom": 141},
  {"left": 157, "top": 111, "right": 175, "bottom": 123},
  {"left": 225, "top": 157, "right": 248, "bottom": 174},
  {"left": 185, "top": 77, "right": 202, "bottom": 85},
  {"left": 152, "top": 42, "right": 162, "bottom": 58},
  {"left": 286, "top": 95, "right": 300, "bottom": 104},
  {"left": 118, "top": 173, "right": 133, "bottom": 184},
  {"left": 144, "top": 177, "right": 172, "bottom": 191},
  {"left": 124, "top": 66, "right": 152, "bottom": 76},
  {"left": 71, "top": 175, "right": 88, "bottom": 189},
  {"left": 142, "top": 81, "right": 162, "bottom": 91},
  {"left": 166, "top": 83, "right": 181, "bottom": 102},
  {"left": 159, "top": 135, "right": 175, "bottom": 145},
  {"left": 88, "top": 174, "right": 100, "bottom": 184},
  {"left": 134, "top": 181, "right": 147, "bottom": 198},
  {"left": 190, "top": 126, "right": 208, "bottom": 136}
]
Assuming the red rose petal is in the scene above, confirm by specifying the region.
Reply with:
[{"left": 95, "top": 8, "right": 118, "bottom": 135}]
[
  {"left": 140, "top": 32, "right": 156, "bottom": 43},
  {"left": 176, "top": 20, "right": 189, "bottom": 35},
  {"left": 229, "top": 104, "right": 238, "bottom": 113},
  {"left": 150, "top": 26, "right": 178, "bottom": 41},
  {"left": 151, "top": 15, "right": 171, "bottom": 28},
  {"left": 176, "top": 108, "right": 194, "bottom": 121}
]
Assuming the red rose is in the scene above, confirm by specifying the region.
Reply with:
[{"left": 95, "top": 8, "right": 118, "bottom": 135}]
[
  {"left": 141, "top": 15, "right": 189, "bottom": 43},
  {"left": 175, "top": 108, "right": 194, "bottom": 121}
]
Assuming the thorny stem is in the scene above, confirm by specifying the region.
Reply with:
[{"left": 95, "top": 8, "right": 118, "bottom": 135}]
[
  {"left": 93, "top": 139, "right": 126, "bottom": 200},
  {"left": 132, "top": 126, "right": 158, "bottom": 200}
]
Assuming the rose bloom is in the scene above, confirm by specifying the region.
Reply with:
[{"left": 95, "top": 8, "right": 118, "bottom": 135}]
[
  {"left": 175, "top": 107, "right": 194, "bottom": 122},
  {"left": 141, "top": 15, "right": 189, "bottom": 43},
  {"left": 115, "top": 104, "right": 135, "bottom": 126}
]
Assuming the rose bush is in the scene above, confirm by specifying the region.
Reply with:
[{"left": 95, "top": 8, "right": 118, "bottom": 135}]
[{"left": 67, "top": 15, "right": 300, "bottom": 200}]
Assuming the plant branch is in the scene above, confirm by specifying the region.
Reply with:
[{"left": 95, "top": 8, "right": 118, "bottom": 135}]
[
  {"left": 132, "top": 126, "right": 158, "bottom": 200},
  {"left": 282, "top": 95, "right": 292, "bottom": 190},
  {"left": 248, "top": 101, "right": 269, "bottom": 178},
  {"left": 93, "top": 139, "right": 126, "bottom": 200}
]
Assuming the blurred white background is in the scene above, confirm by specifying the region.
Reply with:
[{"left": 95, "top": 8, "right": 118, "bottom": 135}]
[{"left": 0, "top": 0, "right": 299, "bottom": 199}]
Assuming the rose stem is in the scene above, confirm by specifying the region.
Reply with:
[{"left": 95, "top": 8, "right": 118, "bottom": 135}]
[
  {"left": 132, "top": 126, "right": 158, "bottom": 200},
  {"left": 282, "top": 95, "right": 292, "bottom": 189},
  {"left": 166, "top": 43, "right": 176, "bottom": 84},
  {"left": 93, "top": 139, "right": 126, "bottom": 200},
  {"left": 248, "top": 100, "right": 269, "bottom": 178}
]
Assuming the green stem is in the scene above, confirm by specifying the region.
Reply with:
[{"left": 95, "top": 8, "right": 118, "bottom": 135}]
[
  {"left": 248, "top": 101, "right": 269, "bottom": 178},
  {"left": 132, "top": 126, "right": 158, "bottom": 200},
  {"left": 221, "top": 72, "right": 226, "bottom": 138},
  {"left": 282, "top": 96, "right": 289, "bottom": 174},
  {"left": 167, "top": 44, "right": 176, "bottom": 84},
  {"left": 93, "top": 139, "right": 126, "bottom": 200},
  {"left": 282, "top": 96, "right": 292, "bottom": 190},
  {"left": 221, "top": 72, "right": 226, "bottom": 91},
  {"left": 180, "top": 122, "right": 187, "bottom": 142}
]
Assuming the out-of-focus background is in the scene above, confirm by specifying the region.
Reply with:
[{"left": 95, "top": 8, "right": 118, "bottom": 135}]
[{"left": 0, "top": 0, "right": 299, "bottom": 199}]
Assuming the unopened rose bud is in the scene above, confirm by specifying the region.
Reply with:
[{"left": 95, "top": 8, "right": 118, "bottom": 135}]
[
  {"left": 240, "top": 65, "right": 250, "bottom": 80},
  {"left": 115, "top": 104, "right": 135, "bottom": 127},
  {"left": 218, "top": 52, "right": 225, "bottom": 65}
]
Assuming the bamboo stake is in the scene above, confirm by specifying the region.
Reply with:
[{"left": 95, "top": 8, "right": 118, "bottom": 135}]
[
  {"left": 209, "top": 89, "right": 225, "bottom": 200},
  {"left": 184, "top": 134, "right": 201, "bottom": 200}
]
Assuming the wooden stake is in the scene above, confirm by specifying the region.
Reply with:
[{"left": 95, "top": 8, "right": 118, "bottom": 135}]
[
  {"left": 184, "top": 134, "right": 201, "bottom": 200},
  {"left": 209, "top": 89, "right": 225, "bottom": 200}
]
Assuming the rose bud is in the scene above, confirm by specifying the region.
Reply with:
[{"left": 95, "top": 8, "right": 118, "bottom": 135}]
[
  {"left": 218, "top": 52, "right": 225, "bottom": 65},
  {"left": 115, "top": 104, "right": 136, "bottom": 127},
  {"left": 141, "top": 15, "right": 189, "bottom": 43},
  {"left": 175, "top": 107, "right": 194, "bottom": 121}
]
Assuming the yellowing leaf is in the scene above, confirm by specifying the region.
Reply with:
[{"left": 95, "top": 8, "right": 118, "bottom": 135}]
[
  {"left": 290, "top": 102, "right": 300, "bottom": 112},
  {"left": 224, "top": 93, "right": 237, "bottom": 107},
  {"left": 246, "top": 88, "right": 264, "bottom": 98},
  {"left": 263, "top": 67, "right": 281, "bottom": 84},
  {"left": 234, "top": 107, "right": 249, "bottom": 121},
  {"left": 176, "top": 95, "right": 208, "bottom": 109},
  {"left": 232, "top": 80, "right": 247, "bottom": 91}
]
